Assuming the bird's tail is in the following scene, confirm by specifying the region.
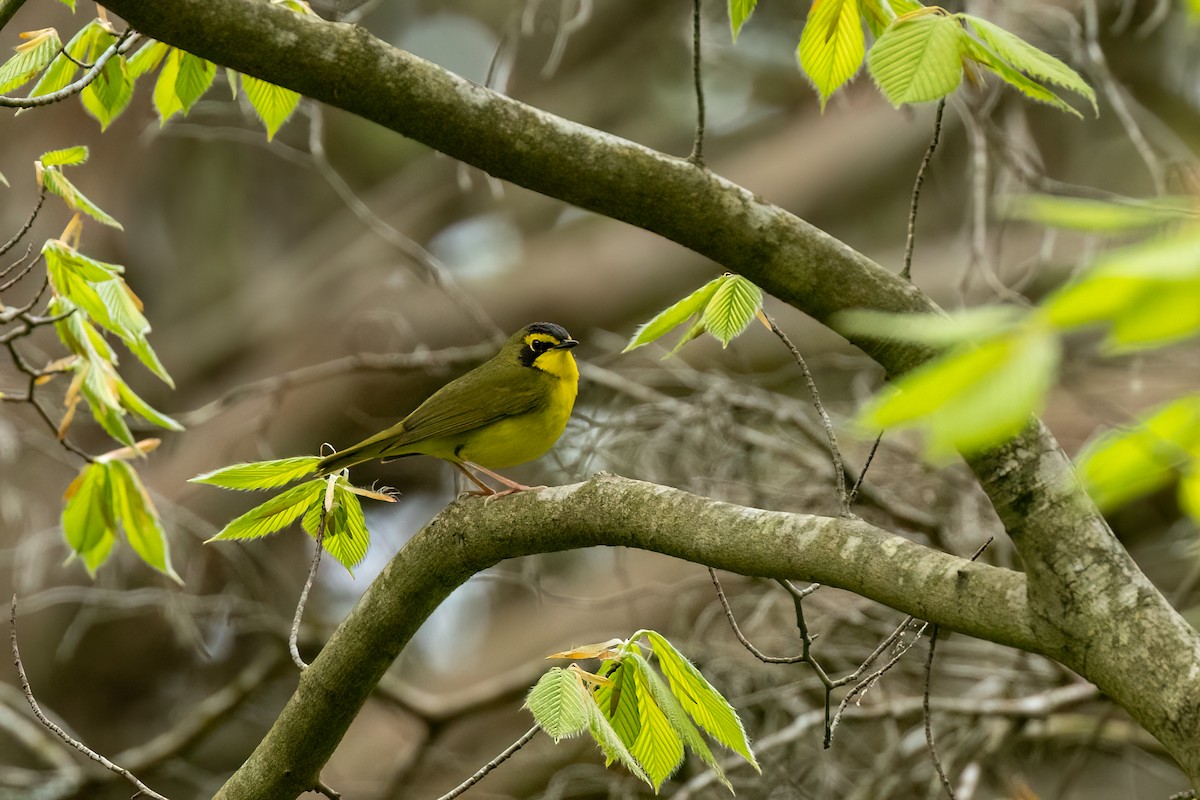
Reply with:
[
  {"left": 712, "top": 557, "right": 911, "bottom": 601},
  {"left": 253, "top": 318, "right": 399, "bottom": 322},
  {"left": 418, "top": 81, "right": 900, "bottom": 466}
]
[{"left": 317, "top": 429, "right": 405, "bottom": 476}]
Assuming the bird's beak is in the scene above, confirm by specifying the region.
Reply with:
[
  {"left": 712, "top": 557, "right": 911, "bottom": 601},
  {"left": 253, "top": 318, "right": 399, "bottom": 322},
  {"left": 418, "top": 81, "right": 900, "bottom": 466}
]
[{"left": 554, "top": 338, "right": 579, "bottom": 350}]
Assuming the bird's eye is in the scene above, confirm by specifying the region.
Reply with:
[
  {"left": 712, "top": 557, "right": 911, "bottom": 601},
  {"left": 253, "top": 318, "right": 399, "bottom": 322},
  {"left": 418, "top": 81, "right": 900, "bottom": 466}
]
[{"left": 531, "top": 339, "right": 549, "bottom": 353}]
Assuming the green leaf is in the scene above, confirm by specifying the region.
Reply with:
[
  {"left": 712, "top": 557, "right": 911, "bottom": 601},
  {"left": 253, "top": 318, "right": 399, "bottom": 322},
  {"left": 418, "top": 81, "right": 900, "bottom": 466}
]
[
  {"left": 999, "top": 194, "right": 1194, "bottom": 232},
  {"left": 205, "top": 479, "right": 324, "bottom": 541},
  {"left": 127, "top": 40, "right": 169, "bottom": 79},
  {"left": 728, "top": 0, "right": 758, "bottom": 41},
  {"left": 61, "top": 462, "right": 115, "bottom": 561},
  {"left": 29, "top": 23, "right": 99, "bottom": 98},
  {"left": 174, "top": 51, "right": 216, "bottom": 114},
  {"left": 320, "top": 485, "right": 370, "bottom": 571},
  {"left": 525, "top": 667, "right": 589, "bottom": 743},
  {"left": 858, "top": 325, "right": 1061, "bottom": 460},
  {"left": 0, "top": 29, "right": 62, "bottom": 93},
  {"left": 797, "top": 0, "right": 866, "bottom": 110},
  {"left": 113, "top": 376, "right": 184, "bottom": 431},
  {"left": 963, "top": 37, "right": 1079, "bottom": 117},
  {"left": 79, "top": 360, "right": 137, "bottom": 448},
  {"left": 646, "top": 631, "right": 759, "bottom": 769},
  {"left": 867, "top": 13, "right": 967, "bottom": 106},
  {"left": 57, "top": 0, "right": 76, "bottom": 9},
  {"left": 152, "top": 47, "right": 185, "bottom": 122},
  {"left": 1105, "top": 277, "right": 1200, "bottom": 352},
  {"left": 702, "top": 274, "right": 763, "bottom": 347},
  {"left": 107, "top": 460, "right": 181, "bottom": 582},
  {"left": 191, "top": 456, "right": 322, "bottom": 490},
  {"left": 961, "top": 14, "right": 1096, "bottom": 114},
  {"left": 584, "top": 690, "right": 651, "bottom": 787},
  {"left": 40, "top": 146, "right": 89, "bottom": 167},
  {"left": 241, "top": 74, "right": 300, "bottom": 140},
  {"left": 624, "top": 276, "right": 724, "bottom": 352},
  {"left": 836, "top": 306, "right": 1026, "bottom": 348},
  {"left": 631, "top": 654, "right": 731, "bottom": 792},
  {"left": 595, "top": 659, "right": 641, "bottom": 751},
  {"left": 81, "top": 46, "right": 134, "bottom": 129},
  {"left": 630, "top": 657, "right": 685, "bottom": 791},
  {"left": 1076, "top": 394, "right": 1200, "bottom": 512},
  {"left": 40, "top": 169, "right": 122, "bottom": 228}
]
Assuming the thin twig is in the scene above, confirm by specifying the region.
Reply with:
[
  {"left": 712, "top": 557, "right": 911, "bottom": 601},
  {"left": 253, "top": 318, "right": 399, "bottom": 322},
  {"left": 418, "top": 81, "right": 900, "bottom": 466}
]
[
  {"left": 0, "top": 189, "right": 45, "bottom": 259},
  {"left": 686, "top": 0, "right": 706, "bottom": 167},
  {"left": 0, "top": 247, "right": 38, "bottom": 292},
  {"left": 10, "top": 595, "right": 170, "bottom": 800},
  {"left": 763, "top": 313, "right": 847, "bottom": 511},
  {"left": 313, "top": 779, "right": 341, "bottom": 799},
  {"left": 901, "top": 99, "right": 945, "bottom": 282},
  {"left": 0, "top": 0, "right": 31, "bottom": 33},
  {"left": 0, "top": 30, "right": 138, "bottom": 108},
  {"left": 923, "top": 625, "right": 957, "bottom": 799},
  {"left": 708, "top": 568, "right": 808, "bottom": 664},
  {"left": 436, "top": 725, "right": 540, "bottom": 800},
  {"left": 846, "top": 432, "right": 882, "bottom": 508},
  {"left": 290, "top": 500, "right": 330, "bottom": 671}
]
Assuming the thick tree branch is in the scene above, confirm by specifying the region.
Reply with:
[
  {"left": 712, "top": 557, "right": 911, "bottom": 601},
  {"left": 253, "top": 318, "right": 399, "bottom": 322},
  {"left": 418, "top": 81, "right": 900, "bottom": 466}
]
[
  {"left": 214, "top": 474, "right": 1032, "bottom": 799},
  {"left": 88, "top": 0, "right": 1200, "bottom": 788}
]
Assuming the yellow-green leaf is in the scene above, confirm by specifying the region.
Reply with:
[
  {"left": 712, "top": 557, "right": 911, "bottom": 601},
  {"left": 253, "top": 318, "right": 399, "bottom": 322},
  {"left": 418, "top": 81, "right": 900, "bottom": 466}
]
[
  {"left": 241, "top": 74, "right": 300, "bottom": 140},
  {"left": 624, "top": 276, "right": 724, "bottom": 353},
  {"left": 192, "top": 456, "right": 323, "bottom": 490},
  {"left": 81, "top": 48, "right": 134, "bottom": 130},
  {"left": 702, "top": 274, "right": 762, "bottom": 347},
  {"left": 0, "top": 29, "right": 61, "bottom": 93},
  {"left": 205, "top": 480, "right": 324, "bottom": 541},
  {"left": 40, "top": 146, "right": 89, "bottom": 167},
  {"left": 798, "top": 0, "right": 866, "bottom": 110},
  {"left": 631, "top": 658, "right": 685, "bottom": 791},
  {"left": 525, "top": 667, "right": 589, "bottom": 742},
  {"left": 867, "top": 13, "right": 967, "bottom": 106},
  {"left": 107, "top": 460, "right": 181, "bottom": 582},
  {"left": 728, "top": 0, "right": 758, "bottom": 41}
]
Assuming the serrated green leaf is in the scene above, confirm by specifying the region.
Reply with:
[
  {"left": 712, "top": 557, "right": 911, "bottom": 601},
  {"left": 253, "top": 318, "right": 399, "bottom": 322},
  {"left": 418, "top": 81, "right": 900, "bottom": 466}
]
[
  {"left": 797, "top": 0, "right": 866, "bottom": 110},
  {"left": 836, "top": 305, "right": 1025, "bottom": 348},
  {"left": 127, "top": 40, "right": 169, "bottom": 80},
  {"left": 624, "top": 276, "right": 725, "bottom": 353},
  {"left": 79, "top": 360, "right": 137, "bottom": 448},
  {"left": 525, "top": 668, "right": 590, "bottom": 742},
  {"left": 241, "top": 74, "right": 300, "bottom": 140},
  {"left": 206, "top": 479, "right": 324, "bottom": 542},
  {"left": 859, "top": 326, "right": 1060, "bottom": 460},
  {"left": 999, "top": 194, "right": 1194, "bottom": 231},
  {"left": 0, "top": 29, "right": 62, "bottom": 93},
  {"left": 867, "top": 13, "right": 967, "bottom": 106},
  {"left": 602, "top": 660, "right": 641, "bottom": 750},
  {"left": 728, "top": 0, "right": 758, "bottom": 40},
  {"left": 962, "top": 14, "right": 1095, "bottom": 114},
  {"left": 81, "top": 47, "right": 133, "bottom": 130},
  {"left": 1077, "top": 394, "right": 1200, "bottom": 512},
  {"left": 174, "top": 51, "right": 215, "bottom": 114},
  {"left": 703, "top": 274, "right": 762, "bottom": 347},
  {"left": 113, "top": 375, "right": 183, "bottom": 432},
  {"left": 62, "top": 462, "right": 115, "bottom": 559},
  {"left": 322, "top": 485, "right": 369, "bottom": 571},
  {"left": 29, "top": 23, "right": 98, "bottom": 97},
  {"left": 668, "top": 316, "right": 708, "bottom": 356},
  {"left": 191, "top": 456, "right": 322, "bottom": 490},
  {"left": 631, "top": 659, "right": 685, "bottom": 791},
  {"left": 107, "top": 460, "right": 181, "bottom": 582},
  {"left": 40, "top": 146, "right": 89, "bottom": 167},
  {"left": 631, "top": 654, "right": 731, "bottom": 792},
  {"left": 964, "top": 37, "right": 1079, "bottom": 117},
  {"left": 647, "top": 631, "right": 759, "bottom": 769},
  {"left": 584, "top": 690, "right": 651, "bottom": 787},
  {"left": 122, "top": 333, "right": 174, "bottom": 387},
  {"left": 40, "top": 169, "right": 122, "bottom": 228},
  {"left": 153, "top": 47, "right": 184, "bottom": 122}
]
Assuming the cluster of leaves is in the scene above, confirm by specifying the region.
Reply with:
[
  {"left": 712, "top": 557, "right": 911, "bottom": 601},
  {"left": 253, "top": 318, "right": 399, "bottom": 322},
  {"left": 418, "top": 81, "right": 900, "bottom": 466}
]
[
  {"left": 624, "top": 273, "right": 764, "bottom": 355},
  {"left": 839, "top": 195, "right": 1200, "bottom": 518},
  {"left": 526, "top": 633, "right": 759, "bottom": 792},
  {"left": 730, "top": 1, "right": 1095, "bottom": 116},
  {"left": 25, "top": 148, "right": 185, "bottom": 577},
  {"left": 190, "top": 456, "right": 397, "bottom": 572},
  {"left": 0, "top": 1, "right": 312, "bottom": 138}
]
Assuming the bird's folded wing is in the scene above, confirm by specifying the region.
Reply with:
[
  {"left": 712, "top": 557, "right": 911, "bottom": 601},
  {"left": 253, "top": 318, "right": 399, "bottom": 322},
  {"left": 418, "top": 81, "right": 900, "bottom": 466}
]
[{"left": 395, "top": 371, "right": 548, "bottom": 446}]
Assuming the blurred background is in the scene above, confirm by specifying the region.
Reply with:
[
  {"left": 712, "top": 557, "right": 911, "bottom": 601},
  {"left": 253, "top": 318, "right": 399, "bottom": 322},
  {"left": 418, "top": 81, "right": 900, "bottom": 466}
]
[{"left": 1, "top": 0, "right": 1199, "bottom": 797}]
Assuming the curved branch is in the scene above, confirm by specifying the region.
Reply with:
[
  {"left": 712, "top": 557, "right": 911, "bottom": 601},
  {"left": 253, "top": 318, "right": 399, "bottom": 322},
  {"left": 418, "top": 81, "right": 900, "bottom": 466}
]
[{"left": 213, "top": 474, "right": 1032, "bottom": 799}]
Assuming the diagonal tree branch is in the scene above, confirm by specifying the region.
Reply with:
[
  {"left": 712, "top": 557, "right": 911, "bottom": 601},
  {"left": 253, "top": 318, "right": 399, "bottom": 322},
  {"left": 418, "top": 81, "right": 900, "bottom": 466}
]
[{"left": 87, "top": 0, "right": 1200, "bottom": 789}]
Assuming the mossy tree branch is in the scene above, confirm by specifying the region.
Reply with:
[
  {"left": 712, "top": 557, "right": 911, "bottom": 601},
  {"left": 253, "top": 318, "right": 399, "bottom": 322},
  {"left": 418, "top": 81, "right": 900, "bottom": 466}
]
[
  {"left": 214, "top": 475, "right": 1034, "bottom": 799},
  {"left": 89, "top": 0, "right": 1200, "bottom": 791}
]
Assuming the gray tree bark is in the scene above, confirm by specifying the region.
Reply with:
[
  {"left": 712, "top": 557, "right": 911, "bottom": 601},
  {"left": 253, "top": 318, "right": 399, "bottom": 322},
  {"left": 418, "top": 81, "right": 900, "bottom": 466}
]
[{"left": 87, "top": 0, "right": 1200, "bottom": 795}]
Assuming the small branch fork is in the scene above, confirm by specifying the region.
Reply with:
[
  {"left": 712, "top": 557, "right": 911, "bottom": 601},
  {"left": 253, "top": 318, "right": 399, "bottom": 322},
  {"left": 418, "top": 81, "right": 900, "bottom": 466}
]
[
  {"left": 0, "top": 29, "right": 139, "bottom": 108},
  {"left": 10, "top": 595, "right": 170, "bottom": 800}
]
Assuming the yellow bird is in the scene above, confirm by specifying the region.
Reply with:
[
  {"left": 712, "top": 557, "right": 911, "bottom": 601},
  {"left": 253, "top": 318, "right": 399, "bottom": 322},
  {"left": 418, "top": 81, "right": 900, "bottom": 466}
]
[{"left": 318, "top": 322, "right": 579, "bottom": 496}]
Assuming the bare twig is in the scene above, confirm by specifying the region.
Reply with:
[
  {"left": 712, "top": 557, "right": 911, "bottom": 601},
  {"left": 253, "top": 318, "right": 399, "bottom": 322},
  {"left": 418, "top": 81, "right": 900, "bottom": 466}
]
[
  {"left": 0, "top": 188, "right": 45, "bottom": 259},
  {"left": 763, "top": 313, "right": 847, "bottom": 511},
  {"left": 290, "top": 500, "right": 330, "bottom": 670},
  {"left": 686, "top": 0, "right": 705, "bottom": 167},
  {"left": 846, "top": 431, "right": 882, "bottom": 508},
  {"left": 708, "top": 568, "right": 808, "bottom": 664},
  {"left": 901, "top": 99, "right": 945, "bottom": 282},
  {"left": 0, "top": 246, "right": 39, "bottom": 292},
  {"left": 436, "top": 725, "right": 540, "bottom": 800},
  {"left": 923, "top": 625, "right": 957, "bottom": 799},
  {"left": 10, "top": 595, "right": 170, "bottom": 800},
  {"left": 0, "top": 30, "right": 139, "bottom": 108}
]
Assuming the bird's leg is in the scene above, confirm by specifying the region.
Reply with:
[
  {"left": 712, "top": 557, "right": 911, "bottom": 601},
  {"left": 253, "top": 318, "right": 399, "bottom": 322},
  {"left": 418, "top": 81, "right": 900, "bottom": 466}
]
[
  {"left": 453, "top": 462, "right": 496, "bottom": 496},
  {"left": 463, "top": 461, "right": 545, "bottom": 499}
]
